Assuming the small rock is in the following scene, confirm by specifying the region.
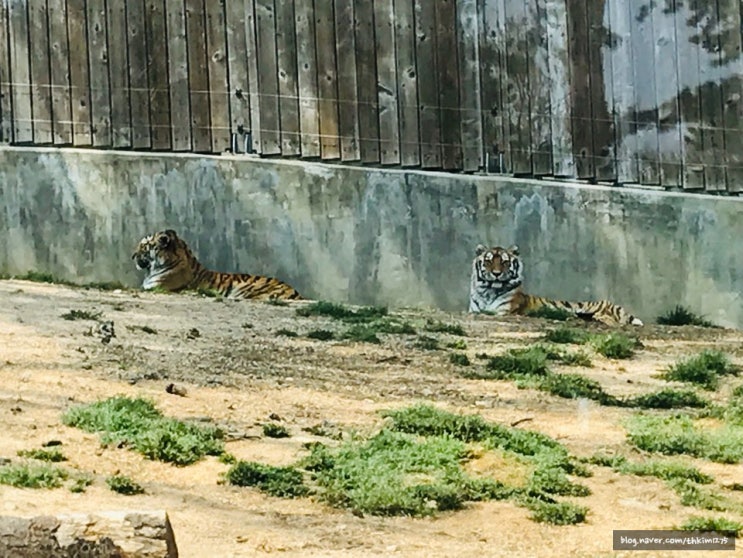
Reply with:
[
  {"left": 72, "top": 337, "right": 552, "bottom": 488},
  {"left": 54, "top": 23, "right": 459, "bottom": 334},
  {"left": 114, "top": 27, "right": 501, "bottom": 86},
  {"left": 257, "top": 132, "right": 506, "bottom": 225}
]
[
  {"left": 42, "top": 440, "right": 63, "bottom": 447},
  {"left": 187, "top": 328, "right": 201, "bottom": 340},
  {"left": 165, "top": 383, "right": 188, "bottom": 397}
]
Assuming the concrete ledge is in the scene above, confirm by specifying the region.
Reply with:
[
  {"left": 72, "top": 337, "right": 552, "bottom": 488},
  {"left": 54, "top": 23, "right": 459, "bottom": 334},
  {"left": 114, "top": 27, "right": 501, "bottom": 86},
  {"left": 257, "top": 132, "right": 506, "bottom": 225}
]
[{"left": 0, "top": 146, "right": 741, "bottom": 327}]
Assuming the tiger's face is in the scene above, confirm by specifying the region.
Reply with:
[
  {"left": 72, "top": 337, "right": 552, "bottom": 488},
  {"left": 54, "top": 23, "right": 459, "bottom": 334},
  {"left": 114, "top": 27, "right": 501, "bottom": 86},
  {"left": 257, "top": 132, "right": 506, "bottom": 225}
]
[
  {"left": 473, "top": 244, "right": 522, "bottom": 284},
  {"left": 131, "top": 229, "right": 180, "bottom": 271}
]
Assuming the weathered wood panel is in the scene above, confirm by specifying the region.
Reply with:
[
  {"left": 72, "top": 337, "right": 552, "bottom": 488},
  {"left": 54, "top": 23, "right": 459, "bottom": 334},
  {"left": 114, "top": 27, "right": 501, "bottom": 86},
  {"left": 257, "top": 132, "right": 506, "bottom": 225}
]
[
  {"left": 106, "top": 0, "right": 131, "bottom": 147},
  {"left": 395, "top": 0, "right": 419, "bottom": 167},
  {"left": 478, "top": 0, "right": 507, "bottom": 172},
  {"left": 185, "top": 0, "right": 212, "bottom": 152},
  {"left": 127, "top": 0, "right": 151, "bottom": 149},
  {"left": 8, "top": 0, "right": 32, "bottom": 143},
  {"left": 315, "top": 0, "right": 340, "bottom": 159},
  {"left": 276, "top": 0, "right": 300, "bottom": 155},
  {"left": 0, "top": 0, "right": 11, "bottom": 142},
  {"left": 527, "top": 0, "right": 552, "bottom": 175},
  {"left": 28, "top": 0, "right": 52, "bottom": 144},
  {"left": 565, "top": 0, "right": 592, "bottom": 178},
  {"left": 166, "top": 0, "right": 192, "bottom": 151},
  {"left": 225, "top": 0, "right": 250, "bottom": 152},
  {"left": 86, "top": 0, "right": 111, "bottom": 146},
  {"left": 375, "top": 0, "right": 400, "bottom": 164},
  {"left": 718, "top": 0, "right": 743, "bottom": 192},
  {"left": 417, "top": 0, "right": 441, "bottom": 168},
  {"left": 254, "top": 0, "right": 280, "bottom": 154},
  {"left": 66, "top": 0, "right": 91, "bottom": 145},
  {"left": 435, "top": 0, "right": 461, "bottom": 169},
  {"left": 457, "top": 0, "right": 481, "bottom": 171},
  {"left": 146, "top": 0, "right": 172, "bottom": 150},
  {"left": 294, "top": 0, "right": 319, "bottom": 157},
  {"left": 354, "top": 0, "right": 379, "bottom": 163},
  {"left": 245, "top": 0, "right": 261, "bottom": 152},
  {"left": 587, "top": 0, "right": 613, "bottom": 181},
  {"left": 47, "top": 0, "right": 72, "bottom": 145},
  {"left": 503, "top": 0, "right": 532, "bottom": 174},
  {"left": 205, "top": 0, "right": 230, "bottom": 153},
  {"left": 545, "top": 0, "right": 573, "bottom": 176},
  {"left": 335, "top": 0, "right": 360, "bottom": 161}
]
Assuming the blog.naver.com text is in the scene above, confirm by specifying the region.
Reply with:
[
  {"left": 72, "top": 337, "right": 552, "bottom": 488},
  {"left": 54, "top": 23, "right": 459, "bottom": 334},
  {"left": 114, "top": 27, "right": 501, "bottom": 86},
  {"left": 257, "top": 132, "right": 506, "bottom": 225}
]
[{"left": 613, "top": 530, "right": 736, "bottom": 551}]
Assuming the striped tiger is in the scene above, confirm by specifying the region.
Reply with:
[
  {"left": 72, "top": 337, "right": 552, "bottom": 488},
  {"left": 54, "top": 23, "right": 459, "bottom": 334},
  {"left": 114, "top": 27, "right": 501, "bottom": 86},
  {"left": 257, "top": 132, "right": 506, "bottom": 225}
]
[
  {"left": 469, "top": 244, "right": 643, "bottom": 326},
  {"left": 132, "top": 229, "right": 304, "bottom": 300}
]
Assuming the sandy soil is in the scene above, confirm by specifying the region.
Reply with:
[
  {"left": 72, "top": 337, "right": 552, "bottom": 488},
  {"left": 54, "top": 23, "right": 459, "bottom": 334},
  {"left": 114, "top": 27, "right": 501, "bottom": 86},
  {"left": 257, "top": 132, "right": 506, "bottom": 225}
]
[{"left": 0, "top": 279, "right": 741, "bottom": 557}]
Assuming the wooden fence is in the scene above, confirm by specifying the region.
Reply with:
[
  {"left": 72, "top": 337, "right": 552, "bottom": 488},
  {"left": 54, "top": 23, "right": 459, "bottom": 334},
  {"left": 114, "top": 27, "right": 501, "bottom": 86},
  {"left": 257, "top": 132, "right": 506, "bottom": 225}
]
[{"left": 0, "top": 0, "right": 742, "bottom": 194}]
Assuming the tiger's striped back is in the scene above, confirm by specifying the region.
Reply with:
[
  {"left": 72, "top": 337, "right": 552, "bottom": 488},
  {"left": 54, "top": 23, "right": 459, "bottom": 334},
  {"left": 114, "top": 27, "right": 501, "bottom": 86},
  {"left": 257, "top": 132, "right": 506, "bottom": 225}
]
[
  {"left": 469, "top": 244, "right": 643, "bottom": 326},
  {"left": 132, "top": 229, "right": 303, "bottom": 301}
]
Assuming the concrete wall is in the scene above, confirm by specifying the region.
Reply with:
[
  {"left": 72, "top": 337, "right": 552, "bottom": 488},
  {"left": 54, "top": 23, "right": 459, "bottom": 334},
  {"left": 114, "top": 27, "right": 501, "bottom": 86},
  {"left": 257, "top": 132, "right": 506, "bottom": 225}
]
[{"left": 1, "top": 146, "right": 741, "bottom": 327}]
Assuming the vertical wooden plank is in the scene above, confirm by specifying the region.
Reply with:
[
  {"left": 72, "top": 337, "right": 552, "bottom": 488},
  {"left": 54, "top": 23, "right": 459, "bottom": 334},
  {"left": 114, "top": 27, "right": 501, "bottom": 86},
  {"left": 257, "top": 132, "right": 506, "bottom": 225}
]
[
  {"left": 146, "top": 0, "right": 172, "bottom": 150},
  {"left": 334, "top": 0, "right": 360, "bottom": 161},
  {"left": 718, "top": 0, "right": 743, "bottom": 192},
  {"left": 435, "top": 0, "right": 462, "bottom": 170},
  {"left": 276, "top": 0, "right": 300, "bottom": 155},
  {"left": 629, "top": 0, "right": 659, "bottom": 184},
  {"left": 47, "top": 0, "right": 72, "bottom": 145},
  {"left": 28, "top": 0, "right": 52, "bottom": 144},
  {"left": 457, "top": 0, "right": 481, "bottom": 171},
  {"left": 166, "top": 0, "right": 192, "bottom": 151},
  {"left": 545, "top": 0, "right": 573, "bottom": 176},
  {"left": 106, "top": 0, "right": 131, "bottom": 148},
  {"left": 86, "top": 0, "right": 111, "bottom": 146},
  {"left": 185, "top": 0, "right": 212, "bottom": 152},
  {"left": 587, "top": 0, "right": 613, "bottom": 181},
  {"left": 606, "top": 0, "right": 637, "bottom": 183},
  {"left": 698, "top": 3, "right": 726, "bottom": 191},
  {"left": 294, "top": 0, "right": 319, "bottom": 157},
  {"left": 66, "top": 0, "right": 91, "bottom": 145},
  {"left": 8, "top": 0, "right": 32, "bottom": 143},
  {"left": 395, "top": 0, "right": 419, "bottom": 167},
  {"left": 652, "top": 0, "right": 682, "bottom": 187},
  {"left": 527, "top": 0, "right": 552, "bottom": 175},
  {"left": 0, "top": 0, "right": 11, "bottom": 142},
  {"left": 315, "top": 0, "right": 340, "bottom": 159},
  {"left": 374, "top": 0, "right": 399, "bottom": 164},
  {"left": 565, "top": 0, "right": 592, "bottom": 178},
  {"left": 417, "top": 0, "right": 441, "bottom": 168},
  {"left": 225, "top": 0, "right": 250, "bottom": 152},
  {"left": 354, "top": 0, "right": 379, "bottom": 162},
  {"left": 205, "top": 0, "right": 229, "bottom": 153},
  {"left": 478, "top": 0, "right": 507, "bottom": 172},
  {"left": 254, "top": 0, "right": 280, "bottom": 154},
  {"left": 127, "top": 0, "right": 151, "bottom": 149},
  {"left": 675, "top": 0, "right": 704, "bottom": 189},
  {"left": 245, "top": 0, "right": 261, "bottom": 152},
  {"left": 502, "top": 0, "right": 531, "bottom": 174}
]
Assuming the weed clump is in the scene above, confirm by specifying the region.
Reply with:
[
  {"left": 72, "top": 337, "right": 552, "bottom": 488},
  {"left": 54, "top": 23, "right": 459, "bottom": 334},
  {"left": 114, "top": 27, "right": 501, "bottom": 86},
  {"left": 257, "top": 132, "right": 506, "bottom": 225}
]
[
  {"left": 543, "top": 327, "right": 590, "bottom": 345},
  {"left": 0, "top": 462, "right": 68, "bottom": 489},
  {"left": 657, "top": 306, "right": 716, "bottom": 328},
  {"left": 61, "top": 309, "right": 102, "bottom": 321},
  {"left": 226, "top": 461, "right": 309, "bottom": 498},
  {"left": 449, "top": 353, "right": 471, "bottom": 366},
  {"left": 263, "top": 423, "right": 290, "bottom": 438},
  {"left": 628, "top": 389, "right": 709, "bottom": 409},
  {"left": 306, "top": 329, "right": 335, "bottom": 341},
  {"left": 17, "top": 448, "right": 67, "bottom": 462},
  {"left": 525, "top": 306, "right": 572, "bottom": 321},
  {"left": 679, "top": 516, "right": 742, "bottom": 535},
  {"left": 591, "top": 333, "right": 638, "bottom": 359},
  {"left": 662, "top": 351, "right": 738, "bottom": 391},
  {"left": 107, "top": 475, "right": 144, "bottom": 495},
  {"left": 424, "top": 320, "right": 467, "bottom": 336}
]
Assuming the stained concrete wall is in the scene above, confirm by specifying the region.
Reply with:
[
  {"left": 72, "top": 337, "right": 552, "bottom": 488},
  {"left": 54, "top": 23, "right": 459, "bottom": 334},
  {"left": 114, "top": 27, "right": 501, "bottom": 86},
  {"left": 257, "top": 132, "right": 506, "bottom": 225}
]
[{"left": 0, "top": 146, "right": 741, "bottom": 327}]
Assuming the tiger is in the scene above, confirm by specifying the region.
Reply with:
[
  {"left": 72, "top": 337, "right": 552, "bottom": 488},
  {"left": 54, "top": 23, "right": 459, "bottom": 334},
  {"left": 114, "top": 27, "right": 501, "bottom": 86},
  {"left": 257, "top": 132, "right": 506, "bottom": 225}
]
[
  {"left": 469, "top": 244, "right": 643, "bottom": 326},
  {"left": 131, "top": 229, "right": 304, "bottom": 301}
]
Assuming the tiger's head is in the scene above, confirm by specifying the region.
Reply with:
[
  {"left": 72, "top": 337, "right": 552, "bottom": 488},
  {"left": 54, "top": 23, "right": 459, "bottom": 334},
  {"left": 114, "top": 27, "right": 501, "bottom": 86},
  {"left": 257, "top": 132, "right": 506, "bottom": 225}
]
[
  {"left": 132, "top": 229, "right": 194, "bottom": 291},
  {"left": 472, "top": 244, "right": 523, "bottom": 287}
]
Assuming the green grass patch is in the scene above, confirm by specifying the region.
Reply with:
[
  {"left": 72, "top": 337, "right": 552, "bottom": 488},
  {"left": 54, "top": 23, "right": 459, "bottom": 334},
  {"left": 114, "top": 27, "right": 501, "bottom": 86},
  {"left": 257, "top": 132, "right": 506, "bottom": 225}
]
[
  {"left": 669, "top": 479, "right": 731, "bottom": 511},
  {"left": 446, "top": 340, "right": 467, "bottom": 350},
  {"left": 106, "top": 475, "right": 144, "bottom": 495},
  {"left": 69, "top": 474, "right": 94, "bottom": 493},
  {"left": 539, "top": 373, "right": 618, "bottom": 405},
  {"left": 60, "top": 309, "right": 102, "bottom": 321},
  {"left": 657, "top": 306, "right": 716, "bottom": 328},
  {"left": 265, "top": 298, "right": 289, "bottom": 306},
  {"left": 0, "top": 462, "right": 68, "bottom": 489},
  {"left": 525, "top": 306, "right": 572, "bottom": 321},
  {"left": 424, "top": 320, "right": 467, "bottom": 336},
  {"left": 483, "top": 347, "right": 550, "bottom": 378},
  {"left": 626, "top": 414, "right": 743, "bottom": 463},
  {"left": 589, "top": 454, "right": 713, "bottom": 484},
  {"left": 679, "top": 516, "right": 742, "bottom": 536},
  {"left": 17, "top": 448, "right": 67, "bottom": 462},
  {"left": 373, "top": 319, "right": 417, "bottom": 335},
  {"left": 342, "top": 325, "right": 381, "bottom": 344},
  {"left": 62, "top": 396, "right": 224, "bottom": 466},
  {"left": 306, "top": 329, "right": 335, "bottom": 341},
  {"left": 274, "top": 328, "right": 298, "bottom": 337},
  {"left": 628, "top": 389, "right": 709, "bottom": 409},
  {"left": 543, "top": 327, "right": 590, "bottom": 345},
  {"left": 591, "top": 333, "right": 637, "bottom": 359},
  {"left": 449, "top": 353, "right": 471, "bottom": 366},
  {"left": 263, "top": 423, "right": 290, "bottom": 438},
  {"left": 522, "top": 499, "right": 588, "bottom": 525},
  {"left": 414, "top": 336, "right": 440, "bottom": 350},
  {"left": 662, "top": 351, "right": 739, "bottom": 391},
  {"left": 226, "top": 461, "right": 309, "bottom": 498},
  {"left": 296, "top": 301, "right": 387, "bottom": 322}
]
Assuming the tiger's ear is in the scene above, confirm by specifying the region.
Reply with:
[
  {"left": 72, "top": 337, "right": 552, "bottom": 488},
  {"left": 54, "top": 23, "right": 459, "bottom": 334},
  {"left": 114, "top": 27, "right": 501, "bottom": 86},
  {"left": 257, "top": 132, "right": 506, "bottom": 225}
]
[
  {"left": 157, "top": 231, "right": 174, "bottom": 248},
  {"left": 475, "top": 244, "right": 487, "bottom": 256},
  {"left": 508, "top": 244, "right": 519, "bottom": 256}
]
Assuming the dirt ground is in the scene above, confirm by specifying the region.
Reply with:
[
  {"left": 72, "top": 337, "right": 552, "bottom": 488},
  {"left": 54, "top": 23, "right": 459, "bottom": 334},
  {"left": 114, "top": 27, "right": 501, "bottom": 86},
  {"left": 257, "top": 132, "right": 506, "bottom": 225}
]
[{"left": 1, "top": 279, "right": 742, "bottom": 557}]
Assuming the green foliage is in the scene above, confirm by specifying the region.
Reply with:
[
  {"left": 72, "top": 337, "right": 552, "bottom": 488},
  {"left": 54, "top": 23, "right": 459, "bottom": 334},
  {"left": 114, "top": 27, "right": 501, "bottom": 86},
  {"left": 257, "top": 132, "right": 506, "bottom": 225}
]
[
  {"left": 591, "top": 333, "right": 637, "bottom": 359},
  {"left": 525, "top": 306, "right": 572, "bottom": 321},
  {"left": 263, "top": 423, "right": 290, "bottom": 438},
  {"left": 274, "top": 328, "right": 298, "bottom": 338},
  {"left": 415, "top": 336, "right": 440, "bottom": 350},
  {"left": 679, "top": 516, "right": 742, "bottom": 535},
  {"left": 657, "top": 306, "right": 716, "bottom": 328},
  {"left": 0, "top": 462, "right": 68, "bottom": 489},
  {"left": 60, "top": 309, "right": 102, "bottom": 321},
  {"left": 669, "top": 479, "right": 731, "bottom": 511},
  {"left": 663, "top": 351, "right": 739, "bottom": 391},
  {"left": 226, "top": 461, "right": 309, "bottom": 498},
  {"left": 449, "top": 353, "right": 471, "bottom": 366},
  {"left": 306, "top": 329, "right": 335, "bottom": 341},
  {"left": 590, "top": 454, "right": 713, "bottom": 484},
  {"left": 69, "top": 474, "right": 94, "bottom": 493},
  {"left": 342, "top": 325, "right": 381, "bottom": 344},
  {"left": 17, "top": 448, "right": 67, "bottom": 462},
  {"left": 446, "top": 340, "right": 468, "bottom": 350},
  {"left": 62, "top": 396, "right": 224, "bottom": 466},
  {"left": 628, "top": 389, "right": 709, "bottom": 409},
  {"left": 296, "top": 301, "right": 387, "bottom": 322},
  {"left": 539, "top": 373, "right": 618, "bottom": 405},
  {"left": 522, "top": 499, "right": 588, "bottom": 525},
  {"left": 106, "top": 475, "right": 144, "bottom": 495},
  {"left": 424, "top": 320, "right": 467, "bottom": 336},
  {"left": 484, "top": 347, "right": 550, "bottom": 377},
  {"left": 543, "top": 327, "right": 590, "bottom": 345}
]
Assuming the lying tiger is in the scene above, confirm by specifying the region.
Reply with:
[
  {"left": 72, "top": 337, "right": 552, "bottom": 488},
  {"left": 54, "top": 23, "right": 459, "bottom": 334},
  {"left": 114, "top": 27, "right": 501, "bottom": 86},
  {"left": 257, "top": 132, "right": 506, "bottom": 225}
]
[
  {"left": 469, "top": 244, "right": 643, "bottom": 326},
  {"left": 132, "top": 229, "right": 303, "bottom": 300}
]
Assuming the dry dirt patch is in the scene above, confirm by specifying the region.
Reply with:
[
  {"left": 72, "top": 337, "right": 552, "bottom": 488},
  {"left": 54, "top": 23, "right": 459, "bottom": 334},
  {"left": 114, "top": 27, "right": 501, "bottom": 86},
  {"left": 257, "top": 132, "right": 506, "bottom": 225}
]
[{"left": 0, "top": 279, "right": 741, "bottom": 557}]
